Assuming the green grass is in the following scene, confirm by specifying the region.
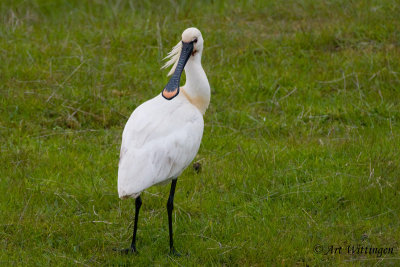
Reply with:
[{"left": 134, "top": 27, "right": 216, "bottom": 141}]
[{"left": 1, "top": 0, "right": 399, "bottom": 265}]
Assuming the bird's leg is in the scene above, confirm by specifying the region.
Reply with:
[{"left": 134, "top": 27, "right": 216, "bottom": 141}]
[
  {"left": 116, "top": 196, "right": 142, "bottom": 254},
  {"left": 129, "top": 196, "right": 142, "bottom": 253},
  {"left": 167, "top": 179, "right": 180, "bottom": 256}
]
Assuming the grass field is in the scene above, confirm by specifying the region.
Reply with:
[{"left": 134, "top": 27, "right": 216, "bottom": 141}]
[{"left": 1, "top": 0, "right": 400, "bottom": 265}]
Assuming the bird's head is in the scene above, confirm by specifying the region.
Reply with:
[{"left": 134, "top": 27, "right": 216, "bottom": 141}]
[
  {"left": 182, "top": 27, "right": 203, "bottom": 57},
  {"left": 162, "top": 27, "right": 203, "bottom": 77},
  {"left": 161, "top": 27, "right": 204, "bottom": 100}
]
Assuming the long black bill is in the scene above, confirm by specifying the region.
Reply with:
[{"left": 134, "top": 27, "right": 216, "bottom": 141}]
[{"left": 162, "top": 41, "right": 194, "bottom": 100}]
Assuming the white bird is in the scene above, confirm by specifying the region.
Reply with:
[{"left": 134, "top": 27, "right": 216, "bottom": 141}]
[{"left": 117, "top": 27, "right": 210, "bottom": 254}]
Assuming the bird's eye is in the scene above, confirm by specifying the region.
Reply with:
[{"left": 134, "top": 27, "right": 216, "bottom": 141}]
[{"left": 193, "top": 38, "right": 198, "bottom": 43}]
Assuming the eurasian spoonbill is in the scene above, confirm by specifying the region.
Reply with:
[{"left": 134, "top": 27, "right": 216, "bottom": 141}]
[{"left": 118, "top": 27, "right": 210, "bottom": 254}]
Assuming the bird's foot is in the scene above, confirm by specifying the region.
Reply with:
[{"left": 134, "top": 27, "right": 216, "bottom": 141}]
[
  {"left": 169, "top": 247, "right": 181, "bottom": 257},
  {"left": 113, "top": 247, "right": 138, "bottom": 254}
]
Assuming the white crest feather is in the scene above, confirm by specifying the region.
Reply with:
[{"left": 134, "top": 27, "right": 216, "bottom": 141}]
[{"left": 161, "top": 41, "right": 182, "bottom": 76}]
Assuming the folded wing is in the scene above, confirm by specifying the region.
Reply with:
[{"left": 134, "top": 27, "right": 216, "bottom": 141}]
[{"left": 118, "top": 95, "right": 204, "bottom": 199}]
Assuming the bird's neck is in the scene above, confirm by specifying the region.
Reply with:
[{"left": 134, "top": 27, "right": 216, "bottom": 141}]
[{"left": 182, "top": 53, "right": 210, "bottom": 115}]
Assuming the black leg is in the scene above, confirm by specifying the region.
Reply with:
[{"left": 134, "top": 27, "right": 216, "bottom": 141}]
[
  {"left": 130, "top": 196, "right": 142, "bottom": 253},
  {"left": 167, "top": 179, "right": 180, "bottom": 255}
]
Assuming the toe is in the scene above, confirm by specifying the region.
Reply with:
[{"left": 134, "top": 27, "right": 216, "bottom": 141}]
[{"left": 169, "top": 247, "right": 181, "bottom": 257}]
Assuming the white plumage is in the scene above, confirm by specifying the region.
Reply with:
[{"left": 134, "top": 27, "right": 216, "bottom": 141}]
[
  {"left": 118, "top": 93, "right": 204, "bottom": 198},
  {"left": 118, "top": 27, "right": 210, "bottom": 200}
]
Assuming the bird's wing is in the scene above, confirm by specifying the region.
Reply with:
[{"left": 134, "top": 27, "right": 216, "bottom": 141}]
[{"left": 118, "top": 95, "right": 204, "bottom": 198}]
